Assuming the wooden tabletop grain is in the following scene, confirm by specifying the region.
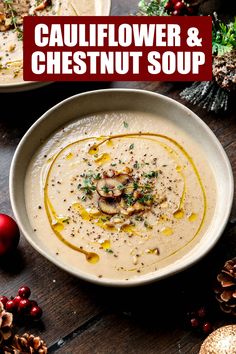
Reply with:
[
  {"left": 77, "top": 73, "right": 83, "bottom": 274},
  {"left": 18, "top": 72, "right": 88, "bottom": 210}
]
[{"left": 1, "top": 1, "right": 236, "bottom": 353}]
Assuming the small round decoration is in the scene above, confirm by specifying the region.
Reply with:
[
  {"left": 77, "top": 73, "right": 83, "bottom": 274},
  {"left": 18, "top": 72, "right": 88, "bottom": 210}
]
[
  {"left": 0, "top": 214, "right": 20, "bottom": 256},
  {"left": 199, "top": 325, "right": 236, "bottom": 354}
]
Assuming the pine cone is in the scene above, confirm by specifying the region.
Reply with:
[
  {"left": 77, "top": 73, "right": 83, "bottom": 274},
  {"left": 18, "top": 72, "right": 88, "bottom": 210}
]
[
  {"left": 213, "top": 50, "right": 236, "bottom": 92},
  {"left": 0, "top": 301, "right": 13, "bottom": 345},
  {"left": 3, "top": 333, "right": 48, "bottom": 354},
  {"left": 215, "top": 258, "right": 236, "bottom": 315}
]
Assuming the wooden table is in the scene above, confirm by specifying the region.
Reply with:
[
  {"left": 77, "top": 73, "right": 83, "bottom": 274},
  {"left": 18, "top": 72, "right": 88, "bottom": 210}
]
[{"left": 1, "top": 1, "right": 236, "bottom": 353}]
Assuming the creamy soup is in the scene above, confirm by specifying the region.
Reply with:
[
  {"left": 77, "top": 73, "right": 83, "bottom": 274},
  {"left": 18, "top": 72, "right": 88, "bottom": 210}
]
[
  {"left": 0, "top": 0, "right": 101, "bottom": 84},
  {"left": 25, "top": 112, "right": 216, "bottom": 280}
]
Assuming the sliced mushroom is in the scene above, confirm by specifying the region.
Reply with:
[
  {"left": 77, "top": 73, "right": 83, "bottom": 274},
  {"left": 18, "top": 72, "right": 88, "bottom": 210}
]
[
  {"left": 96, "top": 178, "right": 123, "bottom": 198},
  {"left": 103, "top": 169, "right": 115, "bottom": 178},
  {"left": 35, "top": 0, "right": 52, "bottom": 11},
  {"left": 98, "top": 198, "right": 120, "bottom": 215},
  {"left": 116, "top": 174, "right": 131, "bottom": 185},
  {"left": 124, "top": 181, "right": 136, "bottom": 195},
  {"left": 123, "top": 166, "right": 133, "bottom": 174},
  {"left": 133, "top": 202, "right": 146, "bottom": 212}
]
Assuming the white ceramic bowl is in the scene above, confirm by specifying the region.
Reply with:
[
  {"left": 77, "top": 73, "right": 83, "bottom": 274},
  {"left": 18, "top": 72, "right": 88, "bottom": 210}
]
[
  {"left": 0, "top": 0, "right": 111, "bottom": 93},
  {"left": 9, "top": 89, "right": 234, "bottom": 287}
]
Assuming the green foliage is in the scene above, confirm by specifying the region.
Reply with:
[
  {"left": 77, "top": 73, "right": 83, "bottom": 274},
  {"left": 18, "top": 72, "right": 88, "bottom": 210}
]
[
  {"left": 213, "top": 18, "right": 236, "bottom": 56},
  {"left": 139, "top": 0, "right": 168, "bottom": 16}
]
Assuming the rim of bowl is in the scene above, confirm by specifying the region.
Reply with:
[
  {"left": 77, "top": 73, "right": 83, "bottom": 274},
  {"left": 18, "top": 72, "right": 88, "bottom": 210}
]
[
  {"left": 0, "top": 0, "right": 111, "bottom": 93},
  {"left": 9, "top": 88, "right": 234, "bottom": 287}
]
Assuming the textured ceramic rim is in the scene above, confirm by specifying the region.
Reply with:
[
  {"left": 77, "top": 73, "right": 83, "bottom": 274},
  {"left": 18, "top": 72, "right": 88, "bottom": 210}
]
[
  {"left": 0, "top": 0, "right": 111, "bottom": 93},
  {"left": 9, "top": 89, "right": 234, "bottom": 287}
]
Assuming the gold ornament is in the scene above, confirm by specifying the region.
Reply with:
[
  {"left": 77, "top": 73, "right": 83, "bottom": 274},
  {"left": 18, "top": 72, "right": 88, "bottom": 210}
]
[{"left": 199, "top": 325, "right": 236, "bottom": 354}]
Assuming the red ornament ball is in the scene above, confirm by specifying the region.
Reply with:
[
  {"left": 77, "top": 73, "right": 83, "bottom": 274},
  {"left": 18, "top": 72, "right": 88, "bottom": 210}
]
[
  {"left": 18, "top": 286, "right": 31, "bottom": 299},
  {"left": 30, "top": 306, "right": 42, "bottom": 320},
  {"left": 0, "top": 214, "right": 20, "bottom": 256}
]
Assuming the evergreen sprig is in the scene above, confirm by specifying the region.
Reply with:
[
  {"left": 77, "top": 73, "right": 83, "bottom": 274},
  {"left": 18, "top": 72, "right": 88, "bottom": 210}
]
[
  {"left": 139, "top": 0, "right": 168, "bottom": 16},
  {"left": 212, "top": 18, "right": 236, "bottom": 56}
]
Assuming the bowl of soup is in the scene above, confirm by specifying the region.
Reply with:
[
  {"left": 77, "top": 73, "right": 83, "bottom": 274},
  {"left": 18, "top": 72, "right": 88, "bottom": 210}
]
[{"left": 9, "top": 89, "right": 234, "bottom": 286}]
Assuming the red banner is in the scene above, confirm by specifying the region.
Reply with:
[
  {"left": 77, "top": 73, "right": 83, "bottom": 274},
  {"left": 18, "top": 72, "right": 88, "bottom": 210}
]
[{"left": 23, "top": 16, "right": 212, "bottom": 82}]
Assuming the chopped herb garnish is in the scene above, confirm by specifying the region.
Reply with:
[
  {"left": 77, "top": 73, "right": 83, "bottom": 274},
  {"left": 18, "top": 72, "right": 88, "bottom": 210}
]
[
  {"left": 118, "top": 184, "right": 125, "bottom": 191},
  {"left": 133, "top": 182, "right": 139, "bottom": 190},
  {"left": 123, "top": 121, "right": 129, "bottom": 128},
  {"left": 135, "top": 215, "right": 144, "bottom": 221},
  {"left": 93, "top": 173, "right": 101, "bottom": 180},
  {"left": 144, "top": 221, "right": 153, "bottom": 229},
  {"left": 138, "top": 194, "right": 154, "bottom": 204},
  {"left": 142, "top": 183, "right": 152, "bottom": 192},
  {"left": 129, "top": 143, "right": 134, "bottom": 150},
  {"left": 81, "top": 177, "right": 96, "bottom": 196},
  {"left": 62, "top": 218, "right": 70, "bottom": 224},
  {"left": 144, "top": 171, "right": 158, "bottom": 178},
  {"left": 101, "top": 185, "right": 110, "bottom": 193},
  {"left": 124, "top": 193, "right": 135, "bottom": 206},
  {"left": 111, "top": 162, "right": 117, "bottom": 167},
  {"left": 101, "top": 216, "right": 110, "bottom": 222},
  {"left": 106, "top": 249, "right": 114, "bottom": 253}
]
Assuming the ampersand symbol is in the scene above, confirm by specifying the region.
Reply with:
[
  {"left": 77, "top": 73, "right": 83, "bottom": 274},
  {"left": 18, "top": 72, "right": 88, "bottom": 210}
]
[{"left": 187, "top": 27, "right": 202, "bottom": 47}]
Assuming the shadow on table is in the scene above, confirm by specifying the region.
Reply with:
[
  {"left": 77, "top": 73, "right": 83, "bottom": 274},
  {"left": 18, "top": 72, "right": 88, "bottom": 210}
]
[
  {"left": 0, "top": 249, "right": 25, "bottom": 275},
  {"left": 0, "top": 81, "right": 109, "bottom": 139}
]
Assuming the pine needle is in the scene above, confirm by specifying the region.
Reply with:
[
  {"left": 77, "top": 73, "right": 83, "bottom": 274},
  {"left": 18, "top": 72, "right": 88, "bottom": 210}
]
[{"left": 138, "top": 0, "right": 168, "bottom": 16}]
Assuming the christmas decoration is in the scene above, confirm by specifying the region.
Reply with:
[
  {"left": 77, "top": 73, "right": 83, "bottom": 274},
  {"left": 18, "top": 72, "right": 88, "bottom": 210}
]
[
  {"left": 2, "top": 333, "right": 48, "bottom": 354},
  {"left": 30, "top": 307, "right": 43, "bottom": 321},
  {"left": 0, "top": 294, "right": 47, "bottom": 353},
  {"left": 213, "top": 50, "right": 236, "bottom": 92},
  {"left": 0, "top": 302, "right": 13, "bottom": 346},
  {"left": 181, "top": 15, "right": 236, "bottom": 112},
  {"left": 214, "top": 257, "right": 236, "bottom": 316},
  {"left": 187, "top": 306, "right": 213, "bottom": 334},
  {"left": 18, "top": 287, "right": 31, "bottom": 300},
  {"left": 0, "top": 215, "right": 20, "bottom": 256},
  {"left": 139, "top": 0, "right": 200, "bottom": 16},
  {"left": 2, "top": 287, "right": 43, "bottom": 321},
  {"left": 139, "top": 1, "right": 236, "bottom": 112},
  {"left": 199, "top": 325, "right": 236, "bottom": 354}
]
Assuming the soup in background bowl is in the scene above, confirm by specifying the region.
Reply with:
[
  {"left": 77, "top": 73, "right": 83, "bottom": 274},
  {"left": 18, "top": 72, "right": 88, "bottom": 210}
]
[
  {"left": 9, "top": 89, "right": 234, "bottom": 286},
  {"left": 0, "top": 0, "right": 110, "bottom": 91}
]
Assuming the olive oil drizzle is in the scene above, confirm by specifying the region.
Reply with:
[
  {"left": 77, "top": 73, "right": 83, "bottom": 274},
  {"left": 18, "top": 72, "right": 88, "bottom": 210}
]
[{"left": 44, "top": 133, "right": 207, "bottom": 265}]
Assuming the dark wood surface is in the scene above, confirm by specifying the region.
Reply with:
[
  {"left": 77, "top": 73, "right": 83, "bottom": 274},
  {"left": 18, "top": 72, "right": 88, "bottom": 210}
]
[{"left": 1, "top": 1, "right": 236, "bottom": 353}]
